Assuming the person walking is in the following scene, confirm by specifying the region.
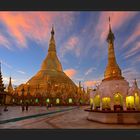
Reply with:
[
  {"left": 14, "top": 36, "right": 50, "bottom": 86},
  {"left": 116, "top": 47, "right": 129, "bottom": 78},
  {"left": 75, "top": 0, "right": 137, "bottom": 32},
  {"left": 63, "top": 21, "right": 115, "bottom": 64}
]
[
  {"left": 26, "top": 102, "right": 29, "bottom": 111},
  {"left": 22, "top": 104, "right": 25, "bottom": 112}
]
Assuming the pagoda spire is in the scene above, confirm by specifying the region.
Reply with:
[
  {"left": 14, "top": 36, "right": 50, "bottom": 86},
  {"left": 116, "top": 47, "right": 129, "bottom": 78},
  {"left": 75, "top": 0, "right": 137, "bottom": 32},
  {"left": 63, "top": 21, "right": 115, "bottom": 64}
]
[
  {"left": 0, "top": 62, "right": 5, "bottom": 92},
  {"left": 41, "top": 26, "right": 63, "bottom": 71},
  {"left": 104, "top": 17, "right": 124, "bottom": 80},
  {"left": 48, "top": 25, "right": 56, "bottom": 52},
  {"left": 7, "top": 76, "right": 13, "bottom": 94},
  {"left": 107, "top": 17, "right": 115, "bottom": 44}
]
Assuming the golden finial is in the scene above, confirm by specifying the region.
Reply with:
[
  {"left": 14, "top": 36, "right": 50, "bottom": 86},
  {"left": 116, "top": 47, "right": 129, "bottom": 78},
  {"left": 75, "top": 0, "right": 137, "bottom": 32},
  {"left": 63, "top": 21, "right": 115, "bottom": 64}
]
[
  {"left": 109, "top": 16, "right": 111, "bottom": 32},
  {"left": 51, "top": 25, "right": 54, "bottom": 36}
]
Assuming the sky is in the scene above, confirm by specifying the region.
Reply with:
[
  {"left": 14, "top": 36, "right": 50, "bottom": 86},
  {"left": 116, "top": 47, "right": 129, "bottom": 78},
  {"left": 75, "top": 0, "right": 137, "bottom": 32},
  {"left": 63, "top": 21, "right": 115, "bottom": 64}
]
[{"left": 0, "top": 11, "right": 140, "bottom": 88}]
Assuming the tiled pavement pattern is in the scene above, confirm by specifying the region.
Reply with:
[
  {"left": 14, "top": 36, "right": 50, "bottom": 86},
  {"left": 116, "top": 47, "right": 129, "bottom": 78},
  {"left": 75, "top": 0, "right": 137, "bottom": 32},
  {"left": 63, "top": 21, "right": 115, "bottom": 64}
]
[{"left": 1, "top": 106, "right": 140, "bottom": 129}]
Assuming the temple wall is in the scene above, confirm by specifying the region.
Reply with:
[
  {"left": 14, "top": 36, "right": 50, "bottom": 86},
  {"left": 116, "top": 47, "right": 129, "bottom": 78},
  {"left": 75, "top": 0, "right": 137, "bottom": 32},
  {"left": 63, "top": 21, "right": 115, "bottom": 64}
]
[{"left": 98, "top": 79, "right": 129, "bottom": 98}]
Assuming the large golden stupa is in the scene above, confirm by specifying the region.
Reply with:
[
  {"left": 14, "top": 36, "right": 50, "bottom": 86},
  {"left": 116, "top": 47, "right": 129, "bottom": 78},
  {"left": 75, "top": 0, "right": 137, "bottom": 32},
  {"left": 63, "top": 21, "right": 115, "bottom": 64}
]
[{"left": 17, "top": 27, "right": 77, "bottom": 103}]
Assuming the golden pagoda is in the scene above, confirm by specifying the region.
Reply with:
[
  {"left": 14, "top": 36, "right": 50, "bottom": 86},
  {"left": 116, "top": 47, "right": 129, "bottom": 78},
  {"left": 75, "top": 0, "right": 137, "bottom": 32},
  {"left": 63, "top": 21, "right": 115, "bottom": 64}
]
[
  {"left": 104, "top": 17, "right": 124, "bottom": 81},
  {"left": 17, "top": 27, "right": 77, "bottom": 104}
]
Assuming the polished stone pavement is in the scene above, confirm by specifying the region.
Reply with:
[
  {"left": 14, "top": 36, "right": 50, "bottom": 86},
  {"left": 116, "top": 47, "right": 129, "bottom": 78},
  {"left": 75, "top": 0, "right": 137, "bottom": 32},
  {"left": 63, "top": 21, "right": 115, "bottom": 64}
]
[
  {"left": 0, "top": 106, "right": 72, "bottom": 122},
  {"left": 0, "top": 106, "right": 140, "bottom": 129}
]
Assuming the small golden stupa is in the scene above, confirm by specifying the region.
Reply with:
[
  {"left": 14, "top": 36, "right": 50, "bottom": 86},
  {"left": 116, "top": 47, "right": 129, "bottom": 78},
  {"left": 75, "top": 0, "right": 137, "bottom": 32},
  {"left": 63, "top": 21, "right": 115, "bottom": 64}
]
[{"left": 17, "top": 27, "right": 77, "bottom": 102}]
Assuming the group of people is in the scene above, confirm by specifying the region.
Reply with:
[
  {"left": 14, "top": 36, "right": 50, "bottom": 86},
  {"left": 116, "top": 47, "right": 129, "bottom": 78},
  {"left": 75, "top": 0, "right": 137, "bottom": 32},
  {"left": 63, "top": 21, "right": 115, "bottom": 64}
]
[
  {"left": 46, "top": 103, "right": 52, "bottom": 110},
  {"left": 22, "top": 102, "right": 29, "bottom": 112}
]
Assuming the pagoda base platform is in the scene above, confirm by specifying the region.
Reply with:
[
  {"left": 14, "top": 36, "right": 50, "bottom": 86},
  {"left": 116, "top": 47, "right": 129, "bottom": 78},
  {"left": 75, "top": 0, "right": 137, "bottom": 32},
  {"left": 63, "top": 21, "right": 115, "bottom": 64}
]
[{"left": 85, "top": 109, "right": 140, "bottom": 124}]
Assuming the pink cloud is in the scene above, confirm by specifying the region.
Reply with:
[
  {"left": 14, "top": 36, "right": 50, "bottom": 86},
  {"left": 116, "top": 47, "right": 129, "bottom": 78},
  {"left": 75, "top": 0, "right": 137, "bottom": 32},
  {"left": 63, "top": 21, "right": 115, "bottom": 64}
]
[
  {"left": 67, "top": 37, "right": 79, "bottom": 49},
  {"left": 123, "top": 23, "right": 140, "bottom": 47},
  {"left": 95, "top": 12, "right": 138, "bottom": 44},
  {"left": 84, "top": 80, "right": 99, "bottom": 87},
  {"left": 60, "top": 36, "right": 80, "bottom": 57},
  {"left": 1, "top": 12, "right": 64, "bottom": 47},
  {"left": 64, "top": 68, "right": 77, "bottom": 78},
  {"left": 0, "top": 12, "right": 76, "bottom": 49}
]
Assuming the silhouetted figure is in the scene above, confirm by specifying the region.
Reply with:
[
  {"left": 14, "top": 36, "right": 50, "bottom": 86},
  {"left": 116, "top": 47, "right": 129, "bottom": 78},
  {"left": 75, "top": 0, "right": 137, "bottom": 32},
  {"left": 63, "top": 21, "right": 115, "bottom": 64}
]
[
  {"left": 3, "top": 106, "right": 8, "bottom": 112},
  {"left": 46, "top": 103, "right": 49, "bottom": 110},
  {"left": 22, "top": 105, "right": 25, "bottom": 112},
  {"left": 26, "top": 103, "right": 29, "bottom": 111}
]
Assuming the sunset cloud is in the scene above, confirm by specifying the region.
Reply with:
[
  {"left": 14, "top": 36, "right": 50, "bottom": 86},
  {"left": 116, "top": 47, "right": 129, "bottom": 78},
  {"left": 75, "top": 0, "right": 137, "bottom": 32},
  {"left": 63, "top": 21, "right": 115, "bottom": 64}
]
[
  {"left": 124, "top": 41, "right": 140, "bottom": 59},
  {"left": 123, "top": 23, "right": 140, "bottom": 48},
  {"left": 84, "top": 80, "right": 101, "bottom": 87},
  {"left": 94, "top": 12, "right": 138, "bottom": 44},
  {"left": 64, "top": 68, "right": 77, "bottom": 78},
  {"left": 0, "top": 12, "right": 140, "bottom": 87},
  {"left": 0, "top": 12, "right": 77, "bottom": 49},
  {"left": 60, "top": 36, "right": 80, "bottom": 57},
  {"left": 122, "top": 67, "right": 140, "bottom": 85}
]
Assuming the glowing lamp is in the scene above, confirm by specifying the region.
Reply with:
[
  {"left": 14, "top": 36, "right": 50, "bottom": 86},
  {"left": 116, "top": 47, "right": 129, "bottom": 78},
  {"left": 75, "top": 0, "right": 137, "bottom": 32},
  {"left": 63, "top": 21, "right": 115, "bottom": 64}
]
[
  {"left": 46, "top": 98, "right": 50, "bottom": 103},
  {"left": 69, "top": 98, "right": 72, "bottom": 103},
  {"left": 35, "top": 98, "right": 39, "bottom": 103},
  {"left": 56, "top": 98, "right": 60, "bottom": 104}
]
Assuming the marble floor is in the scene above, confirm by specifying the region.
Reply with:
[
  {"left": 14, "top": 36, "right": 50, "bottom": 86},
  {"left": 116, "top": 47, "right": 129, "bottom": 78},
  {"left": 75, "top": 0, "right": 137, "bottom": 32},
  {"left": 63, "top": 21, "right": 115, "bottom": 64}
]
[{"left": 0, "top": 106, "right": 140, "bottom": 129}]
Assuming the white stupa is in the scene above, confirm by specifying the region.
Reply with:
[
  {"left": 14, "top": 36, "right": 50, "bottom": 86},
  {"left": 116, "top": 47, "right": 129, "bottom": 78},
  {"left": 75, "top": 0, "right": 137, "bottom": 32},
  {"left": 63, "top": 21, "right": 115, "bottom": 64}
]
[
  {"left": 87, "top": 18, "right": 140, "bottom": 124},
  {"left": 92, "top": 17, "right": 130, "bottom": 111}
]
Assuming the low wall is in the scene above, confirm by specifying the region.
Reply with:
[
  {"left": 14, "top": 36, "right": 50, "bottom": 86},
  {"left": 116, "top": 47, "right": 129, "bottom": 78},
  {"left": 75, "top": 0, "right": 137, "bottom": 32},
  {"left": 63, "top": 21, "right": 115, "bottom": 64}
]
[{"left": 86, "top": 109, "right": 140, "bottom": 124}]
